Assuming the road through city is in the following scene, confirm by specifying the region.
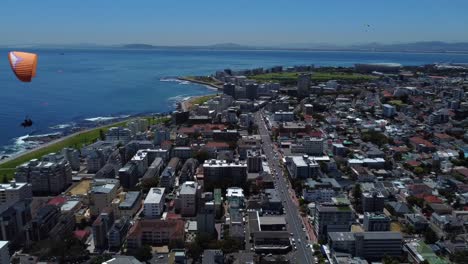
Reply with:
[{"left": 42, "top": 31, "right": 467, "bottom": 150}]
[{"left": 255, "top": 110, "right": 316, "bottom": 264}]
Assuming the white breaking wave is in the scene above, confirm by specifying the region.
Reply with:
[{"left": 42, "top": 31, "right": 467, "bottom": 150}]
[
  {"left": 0, "top": 135, "right": 41, "bottom": 156},
  {"left": 84, "top": 115, "right": 130, "bottom": 122},
  {"left": 26, "top": 132, "right": 62, "bottom": 138},
  {"left": 167, "top": 95, "right": 191, "bottom": 103},
  {"left": 50, "top": 123, "right": 75, "bottom": 129},
  {"left": 160, "top": 77, "right": 190, "bottom": 85}
]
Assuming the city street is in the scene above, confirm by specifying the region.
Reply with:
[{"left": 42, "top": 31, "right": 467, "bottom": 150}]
[{"left": 255, "top": 110, "right": 316, "bottom": 264}]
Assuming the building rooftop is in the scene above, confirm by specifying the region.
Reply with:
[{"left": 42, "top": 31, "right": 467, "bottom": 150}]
[
  {"left": 144, "top": 187, "right": 165, "bottom": 204},
  {"left": 227, "top": 187, "right": 244, "bottom": 198},
  {"left": 328, "top": 232, "right": 355, "bottom": 241},
  {"left": 120, "top": 191, "right": 141, "bottom": 209},
  {"left": 61, "top": 200, "right": 80, "bottom": 212},
  {"left": 317, "top": 204, "right": 352, "bottom": 212},
  {"left": 180, "top": 181, "right": 197, "bottom": 195},
  {"left": 91, "top": 183, "right": 116, "bottom": 194},
  {"left": 259, "top": 216, "right": 287, "bottom": 226}
]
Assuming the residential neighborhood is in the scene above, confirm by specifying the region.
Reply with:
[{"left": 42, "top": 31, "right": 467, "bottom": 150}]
[{"left": 1, "top": 62, "right": 468, "bottom": 264}]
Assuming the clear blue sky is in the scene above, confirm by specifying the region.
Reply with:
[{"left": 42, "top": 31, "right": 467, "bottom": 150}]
[{"left": 1, "top": 0, "right": 467, "bottom": 46}]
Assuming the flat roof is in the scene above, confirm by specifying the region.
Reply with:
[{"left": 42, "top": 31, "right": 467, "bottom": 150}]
[
  {"left": 0, "top": 182, "right": 29, "bottom": 191},
  {"left": 227, "top": 187, "right": 244, "bottom": 197},
  {"left": 328, "top": 232, "right": 355, "bottom": 241},
  {"left": 120, "top": 192, "right": 141, "bottom": 208},
  {"left": 61, "top": 200, "right": 80, "bottom": 211},
  {"left": 144, "top": 187, "right": 165, "bottom": 204},
  {"left": 259, "top": 216, "right": 287, "bottom": 226},
  {"left": 180, "top": 182, "right": 197, "bottom": 195},
  {"left": 91, "top": 183, "right": 116, "bottom": 194},
  {"left": 0, "top": 241, "right": 8, "bottom": 249}
]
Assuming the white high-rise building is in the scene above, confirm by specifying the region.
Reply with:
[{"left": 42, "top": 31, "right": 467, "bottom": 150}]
[
  {"left": 106, "top": 127, "right": 132, "bottom": 144},
  {"left": 15, "top": 153, "right": 72, "bottom": 195},
  {"left": 180, "top": 182, "right": 198, "bottom": 216},
  {"left": 303, "top": 137, "right": 324, "bottom": 156},
  {"left": 0, "top": 182, "right": 32, "bottom": 214},
  {"left": 144, "top": 188, "right": 165, "bottom": 218},
  {"left": 0, "top": 241, "right": 9, "bottom": 264},
  {"left": 62, "top": 148, "right": 80, "bottom": 171}
]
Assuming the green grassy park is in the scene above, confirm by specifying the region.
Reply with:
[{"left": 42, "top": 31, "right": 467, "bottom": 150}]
[
  {"left": 189, "top": 94, "right": 217, "bottom": 106},
  {"left": 250, "top": 71, "right": 377, "bottom": 85},
  {"left": 0, "top": 116, "right": 170, "bottom": 179}
]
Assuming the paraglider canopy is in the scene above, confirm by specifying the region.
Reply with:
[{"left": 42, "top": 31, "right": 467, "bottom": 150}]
[{"left": 8, "top": 51, "right": 38, "bottom": 82}]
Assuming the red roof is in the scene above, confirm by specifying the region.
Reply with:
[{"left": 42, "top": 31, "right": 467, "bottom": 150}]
[
  {"left": 383, "top": 91, "right": 393, "bottom": 98},
  {"left": 309, "top": 131, "right": 324, "bottom": 138},
  {"left": 454, "top": 167, "right": 468, "bottom": 178},
  {"left": 434, "top": 133, "right": 453, "bottom": 140},
  {"left": 409, "top": 137, "right": 435, "bottom": 148},
  {"left": 391, "top": 146, "right": 409, "bottom": 153},
  {"left": 127, "top": 219, "right": 185, "bottom": 240},
  {"left": 205, "top": 142, "right": 230, "bottom": 148},
  {"left": 161, "top": 140, "right": 173, "bottom": 149},
  {"left": 406, "top": 160, "right": 421, "bottom": 167},
  {"left": 424, "top": 195, "right": 443, "bottom": 204},
  {"left": 48, "top": 196, "right": 67, "bottom": 206},
  {"left": 73, "top": 230, "right": 90, "bottom": 241}
]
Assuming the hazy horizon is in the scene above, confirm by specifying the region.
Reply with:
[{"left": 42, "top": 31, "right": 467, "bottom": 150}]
[{"left": 1, "top": 0, "right": 467, "bottom": 46}]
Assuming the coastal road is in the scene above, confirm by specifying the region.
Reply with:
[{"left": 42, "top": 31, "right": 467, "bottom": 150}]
[
  {"left": 0, "top": 116, "right": 154, "bottom": 167},
  {"left": 255, "top": 110, "right": 315, "bottom": 264}
]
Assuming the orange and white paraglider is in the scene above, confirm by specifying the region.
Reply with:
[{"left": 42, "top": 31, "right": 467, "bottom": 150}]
[{"left": 8, "top": 51, "right": 38, "bottom": 82}]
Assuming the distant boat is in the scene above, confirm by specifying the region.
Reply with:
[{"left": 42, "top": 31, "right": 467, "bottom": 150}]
[{"left": 59, "top": 53, "right": 65, "bottom": 55}]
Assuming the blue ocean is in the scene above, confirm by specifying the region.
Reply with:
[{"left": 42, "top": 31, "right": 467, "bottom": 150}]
[{"left": 1, "top": 48, "right": 468, "bottom": 155}]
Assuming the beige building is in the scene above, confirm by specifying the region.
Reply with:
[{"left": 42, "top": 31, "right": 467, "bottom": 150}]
[{"left": 90, "top": 179, "right": 120, "bottom": 216}]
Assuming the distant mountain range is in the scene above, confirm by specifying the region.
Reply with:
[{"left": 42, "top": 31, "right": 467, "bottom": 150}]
[
  {"left": 122, "top": 41, "right": 468, "bottom": 53},
  {"left": 3, "top": 41, "right": 468, "bottom": 53}
]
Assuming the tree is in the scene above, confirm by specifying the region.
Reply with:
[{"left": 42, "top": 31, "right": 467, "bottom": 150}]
[
  {"left": 193, "top": 150, "right": 210, "bottom": 164},
  {"left": 414, "top": 166, "right": 425, "bottom": 175},
  {"left": 168, "top": 239, "right": 185, "bottom": 249},
  {"left": 133, "top": 244, "right": 153, "bottom": 262},
  {"left": 424, "top": 228, "right": 438, "bottom": 244},
  {"left": 186, "top": 242, "right": 202, "bottom": 260},
  {"left": 353, "top": 184, "right": 363, "bottom": 213},
  {"left": 1, "top": 175, "right": 8, "bottom": 183},
  {"left": 140, "top": 177, "right": 159, "bottom": 193},
  {"left": 406, "top": 196, "right": 424, "bottom": 208},
  {"left": 451, "top": 250, "right": 468, "bottom": 263},
  {"left": 99, "top": 129, "right": 106, "bottom": 141},
  {"left": 361, "top": 131, "right": 389, "bottom": 147},
  {"left": 382, "top": 255, "right": 400, "bottom": 264},
  {"left": 90, "top": 254, "right": 112, "bottom": 264}
]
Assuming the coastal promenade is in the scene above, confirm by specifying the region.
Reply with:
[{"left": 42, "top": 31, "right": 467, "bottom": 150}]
[
  {"left": 178, "top": 76, "right": 223, "bottom": 90},
  {"left": 0, "top": 116, "right": 168, "bottom": 178}
]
